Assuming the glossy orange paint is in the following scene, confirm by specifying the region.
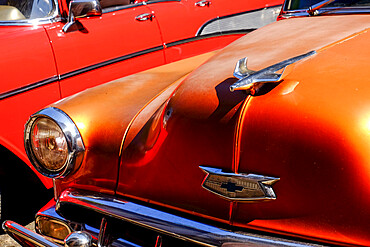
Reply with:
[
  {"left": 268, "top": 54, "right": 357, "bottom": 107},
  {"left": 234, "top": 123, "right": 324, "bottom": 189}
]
[
  {"left": 117, "top": 77, "right": 245, "bottom": 222},
  {"left": 115, "top": 15, "right": 370, "bottom": 245},
  {"left": 53, "top": 52, "right": 218, "bottom": 197},
  {"left": 164, "top": 34, "right": 242, "bottom": 64},
  {"left": 115, "top": 35, "right": 256, "bottom": 220},
  {"left": 235, "top": 28, "right": 370, "bottom": 246}
]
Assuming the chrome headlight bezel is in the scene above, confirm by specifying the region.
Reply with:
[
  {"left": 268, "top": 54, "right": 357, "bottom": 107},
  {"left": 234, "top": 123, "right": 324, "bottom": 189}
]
[{"left": 24, "top": 107, "right": 85, "bottom": 178}]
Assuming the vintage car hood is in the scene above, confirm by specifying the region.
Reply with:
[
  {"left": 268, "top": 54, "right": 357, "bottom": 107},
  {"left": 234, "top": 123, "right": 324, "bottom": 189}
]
[
  {"left": 233, "top": 22, "right": 370, "bottom": 245},
  {"left": 168, "top": 14, "right": 370, "bottom": 121},
  {"left": 50, "top": 52, "right": 217, "bottom": 195},
  {"left": 117, "top": 14, "right": 370, "bottom": 243}
]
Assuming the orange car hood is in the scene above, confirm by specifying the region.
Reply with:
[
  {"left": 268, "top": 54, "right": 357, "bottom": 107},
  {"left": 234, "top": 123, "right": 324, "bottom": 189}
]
[
  {"left": 118, "top": 15, "right": 370, "bottom": 244},
  {"left": 169, "top": 15, "right": 370, "bottom": 120},
  {"left": 161, "top": 15, "right": 370, "bottom": 245}
]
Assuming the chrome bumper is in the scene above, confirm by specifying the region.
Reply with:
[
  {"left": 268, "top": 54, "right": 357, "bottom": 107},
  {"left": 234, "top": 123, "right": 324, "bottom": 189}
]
[
  {"left": 3, "top": 221, "right": 60, "bottom": 247},
  {"left": 4, "top": 189, "right": 325, "bottom": 247}
]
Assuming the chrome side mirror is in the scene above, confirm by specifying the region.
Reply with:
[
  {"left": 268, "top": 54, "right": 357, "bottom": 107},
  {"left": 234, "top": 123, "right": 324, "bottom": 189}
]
[{"left": 63, "top": 0, "right": 102, "bottom": 33}]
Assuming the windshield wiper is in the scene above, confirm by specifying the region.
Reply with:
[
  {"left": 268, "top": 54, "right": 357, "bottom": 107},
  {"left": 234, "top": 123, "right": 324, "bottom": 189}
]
[{"left": 307, "top": 0, "right": 336, "bottom": 15}]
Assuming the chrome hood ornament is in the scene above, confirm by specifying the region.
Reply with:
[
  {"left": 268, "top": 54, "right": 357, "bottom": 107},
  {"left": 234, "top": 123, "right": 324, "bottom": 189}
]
[
  {"left": 200, "top": 166, "right": 279, "bottom": 202},
  {"left": 230, "top": 50, "right": 316, "bottom": 94}
]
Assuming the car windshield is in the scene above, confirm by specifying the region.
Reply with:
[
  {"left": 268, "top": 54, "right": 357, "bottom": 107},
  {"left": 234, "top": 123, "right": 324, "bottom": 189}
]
[
  {"left": 0, "top": 0, "right": 55, "bottom": 20},
  {"left": 284, "top": 0, "right": 370, "bottom": 11}
]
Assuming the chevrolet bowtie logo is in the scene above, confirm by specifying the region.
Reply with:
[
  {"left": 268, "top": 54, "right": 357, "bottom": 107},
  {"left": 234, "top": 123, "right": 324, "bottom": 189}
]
[
  {"left": 200, "top": 166, "right": 279, "bottom": 202},
  {"left": 221, "top": 182, "right": 244, "bottom": 192}
]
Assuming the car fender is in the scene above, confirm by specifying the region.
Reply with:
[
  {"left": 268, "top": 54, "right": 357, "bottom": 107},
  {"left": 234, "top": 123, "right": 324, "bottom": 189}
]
[{"left": 51, "top": 51, "right": 217, "bottom": 196}]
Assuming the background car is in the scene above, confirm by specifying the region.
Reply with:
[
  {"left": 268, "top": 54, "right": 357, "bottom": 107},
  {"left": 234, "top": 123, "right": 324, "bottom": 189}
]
[
  {"left": 6, "top": 0, "right": 370, "bottom": 246},
  {"left": 0, "top": 0, "right": 282, "bottom": 222}
]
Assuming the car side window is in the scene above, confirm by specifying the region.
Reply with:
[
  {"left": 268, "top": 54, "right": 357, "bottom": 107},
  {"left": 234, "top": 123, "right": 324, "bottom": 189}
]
[{"left": 0, "top": 0, "right": 55, "bottom": 20}]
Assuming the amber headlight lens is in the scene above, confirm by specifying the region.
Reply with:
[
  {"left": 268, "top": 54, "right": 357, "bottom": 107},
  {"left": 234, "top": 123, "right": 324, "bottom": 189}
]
[
  {"left": 30, "top": 118, "right": 68, "bottom": 171},
  {"left": 25, "top": 107, "right": 85, "bottom": 178},
  {"left": 36, "top": 216, "right": 72, "bottom": 242}
]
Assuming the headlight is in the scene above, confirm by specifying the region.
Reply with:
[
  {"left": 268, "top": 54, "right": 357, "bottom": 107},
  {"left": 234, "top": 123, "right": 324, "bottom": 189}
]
[
  {"left": 24, "top": 107, "right": 85, "bottom": 178},
  {"left": 30, "top": 118, "right": 68, "bottom": 171}
]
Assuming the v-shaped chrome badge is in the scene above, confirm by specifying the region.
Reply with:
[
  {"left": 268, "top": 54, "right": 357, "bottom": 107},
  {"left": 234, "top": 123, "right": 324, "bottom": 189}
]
[
  {"left": 200, "top": 166, "right": 279, "bottom": 202},
  {"left": 230, "top": 50, "right": 316, "bottom": 94}
]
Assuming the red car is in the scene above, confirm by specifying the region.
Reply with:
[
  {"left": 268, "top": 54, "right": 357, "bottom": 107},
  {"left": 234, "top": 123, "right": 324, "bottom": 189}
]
[{"left": 0, "top": 0, "right": 282, "bottom": 220}]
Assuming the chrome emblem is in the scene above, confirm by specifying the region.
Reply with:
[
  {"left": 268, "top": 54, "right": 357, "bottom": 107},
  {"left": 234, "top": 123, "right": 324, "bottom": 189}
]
[
  {"left": 230, "top": 50, "right": 316, "bottom": 95},
  {"left": 200, "top": 166, "right": 279, "bottom": 202}
]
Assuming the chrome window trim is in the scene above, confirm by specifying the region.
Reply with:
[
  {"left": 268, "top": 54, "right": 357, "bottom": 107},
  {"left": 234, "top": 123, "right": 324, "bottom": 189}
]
[
  {"left": 24, "top": 107, "right": 85, "bottom": 178},
  {"left": 0, "top": 0, "right": 60, "bottom": 26},
  {"left": 280, "top": 6, "right": 370, "bottom": 18}
]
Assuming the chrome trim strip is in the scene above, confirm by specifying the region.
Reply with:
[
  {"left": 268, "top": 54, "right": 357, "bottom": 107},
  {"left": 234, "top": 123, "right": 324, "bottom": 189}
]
[
  {"left": 24, "top": 107, "right": 85, "bottom": 178},
  {"left": 56, "top": 189, "right": 324, "bottom": 247},
  {"left": 0, "top": 32, "right": 241, "bottom": 101},
  {"left": 306, "top": 0, "right": 335, "bottom": 15},
  {"left": 165, "top": 31, "right": 251, "bottom": 48},
  {"left": 61, "top": 30, "right": 246, "bottom": 77},
  {"left": 36, "top": 201, "right": 157, "bottom": 246},
  {"left": 0, "top": 16, "right": 62, "bottom": 26},
  {"left": 2, "top": 220, "right": 60, "bottom": 247},
  {"left": 59, "top": 45, "right": 164, "bottom": 80},
  {"left": 0, "top": 76, "right": 59, "bottom": 100},
  {"left": 97, "top": 217, "right": 109, "bottom": 247}
]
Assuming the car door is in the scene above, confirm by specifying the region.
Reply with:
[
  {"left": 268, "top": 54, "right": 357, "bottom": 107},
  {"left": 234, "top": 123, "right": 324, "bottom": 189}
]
[
  {"left": 145, "top": 0, "right": 232, "bottom": 63},
  {"left": 146, "top": 0, "right": 282, "bottom": 63},
  {"left": 0, "top": 3, "right": 60, "bottom": 174},
  {"left": 45, "top": 2, "right": 165, "bottom": 98}
]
